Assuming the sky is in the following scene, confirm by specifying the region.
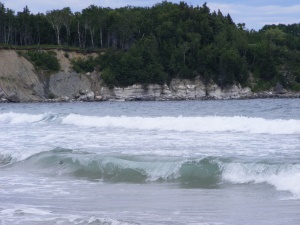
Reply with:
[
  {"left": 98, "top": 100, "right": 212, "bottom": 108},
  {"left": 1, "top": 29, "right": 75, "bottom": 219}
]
[{"left": 1, "top": 0, "right": 300, "bottom": 30}]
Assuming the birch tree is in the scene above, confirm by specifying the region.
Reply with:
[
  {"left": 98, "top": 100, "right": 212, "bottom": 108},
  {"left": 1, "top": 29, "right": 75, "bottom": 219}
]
[
  {"left": 46, "top": 9, "right": 64, "bottom": 45},
  {"left": 61, "top": 7, "right": 72, "bottom": 44}
]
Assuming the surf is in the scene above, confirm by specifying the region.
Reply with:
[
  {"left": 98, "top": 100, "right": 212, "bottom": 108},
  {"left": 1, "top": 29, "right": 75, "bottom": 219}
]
[
  {"left": 61, "top": 114, "right": 300, "bottom": 134},
  {"left": 2, "top": 112, "right": 300, "bottom": 135},
  {"left": 0, "top": 112, "right": 61, "bottom": 124},
  {"left": 2, "top": 149, "right": 300, "bottom": 197}
]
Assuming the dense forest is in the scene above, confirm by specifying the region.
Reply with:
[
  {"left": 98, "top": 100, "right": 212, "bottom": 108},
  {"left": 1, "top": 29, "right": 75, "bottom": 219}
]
[{"left": 0, "top": 1, "right": 300, "bottom": 90}]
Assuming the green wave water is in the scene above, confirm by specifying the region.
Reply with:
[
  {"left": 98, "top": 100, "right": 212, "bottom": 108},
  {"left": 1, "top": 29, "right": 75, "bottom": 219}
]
[{"left": 2, "top": 149, "right": 300, "bottom": 194}]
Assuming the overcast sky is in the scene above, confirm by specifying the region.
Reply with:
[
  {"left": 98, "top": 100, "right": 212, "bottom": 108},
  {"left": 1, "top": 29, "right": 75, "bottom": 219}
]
[{"left": 1, "top": 0, "right": 300, "bottom": 30}]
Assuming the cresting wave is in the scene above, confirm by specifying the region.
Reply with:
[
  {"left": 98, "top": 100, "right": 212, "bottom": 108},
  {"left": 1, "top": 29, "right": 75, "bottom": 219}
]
[
  {"left": 1, "top": 112, "right": 299, "bottom": 134},
  {"left": 3, "top": 149, "right": 221, "bottom": 186},
  {"left": 62, "top": 114, "right": 300, "bottom": 134},
  {"left": 0, "top": 112, "right": 45, "bottom": 124},
  {"left": 2, "top": 149, "right": 300, "bottom": 197},
  {"left": 0, "top": 112, "right": 60, "bottom": 124}
]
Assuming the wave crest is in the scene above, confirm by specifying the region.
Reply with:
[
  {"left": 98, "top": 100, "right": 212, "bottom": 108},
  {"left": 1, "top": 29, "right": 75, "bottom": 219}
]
[
  {"left": 223, "top": 162, "right": 300, "bottom": 197},
  {"left": 4, "top": 149, "right": 300, "bottom": 197},
  {"left": 62, "top": 114, "right": 300, "bottom": 134},
  {"left": 2, "top": 112, "right": 300, "bottom": 134},
  {"left": 0, "top": 112, "right": 60, "bottom": 124}
]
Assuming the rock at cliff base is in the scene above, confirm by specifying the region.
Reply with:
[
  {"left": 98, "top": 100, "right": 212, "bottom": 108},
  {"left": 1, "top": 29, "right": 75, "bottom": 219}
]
[
  {"left": 78, "top": 91, "right": 95, "bottom": 101},
  {"left": 95, "top": 95, "right": 103, "bottom": 101},
  {"left": 0, "top": 88, "right": 5, "bottom": 98},
  {"left": 7, "top": 93, "right": 20, "bottom": 103},
  {"left": 274, "top": 83, "right": 287, "bottom": 94}
]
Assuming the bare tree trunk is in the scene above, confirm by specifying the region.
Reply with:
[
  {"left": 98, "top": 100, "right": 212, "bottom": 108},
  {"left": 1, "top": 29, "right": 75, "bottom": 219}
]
[
  {"left": 77, "top": 21, "right": 82, "bottom": 47},
  {"left": 107, "top": 32, "right": 110, "bottom": 48},
  {"left": 19, "top": 34, "right": 23, "bottom": 46},
  {"left": 83, "top": 25, "right": 87, "bottom": 48},
  {"left": 7, "top": 26, "right": 12, "bottom": 44},
  {"left": 89, "top": 28, "right": 95, "bottom": 48},
  {"left": 55, "top": 26, "right": 60, "bottom": 45},
  {"left": 66, "top": 27, "right": 70, "bottom": 45},
  {"left": 4, "top": 28, "right": 6, "bottom": 44},
  {"left": 100, "top": 29, "right": 103, "bottom": 48}
]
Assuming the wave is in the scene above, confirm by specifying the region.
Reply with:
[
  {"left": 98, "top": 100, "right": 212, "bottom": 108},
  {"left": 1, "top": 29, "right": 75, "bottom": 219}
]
[
  {"left": 3, "top": 149, "right": 300, "bottom": 197},
  {"left": 62, "top": 114, "right": 300, "bottom": 134},
  {"left": 0, "top": 112, "right": 60, "bottom": 124},
  {"left": 0, "top": 206, "right": 135, "bottom": 225},
  {"left": 223, "top": 162, "right": 300, "bottom": 197},
  {"left": 9, "top": 149, "right": 221, "bottom": 186},
  {"left": 0, "top": 154, "right": 13, "bottom": 167},
  {"left": 0, "top": 112, "right": 44, "bottom": 124},
  {"left": 2, "top": 112, "right": 300, "bottom": 134}
]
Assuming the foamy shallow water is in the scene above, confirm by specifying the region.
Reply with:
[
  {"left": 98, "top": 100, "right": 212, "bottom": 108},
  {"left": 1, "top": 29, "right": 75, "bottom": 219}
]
[{"left": 1, "top": 99, "right": 300, "bottom": 224}]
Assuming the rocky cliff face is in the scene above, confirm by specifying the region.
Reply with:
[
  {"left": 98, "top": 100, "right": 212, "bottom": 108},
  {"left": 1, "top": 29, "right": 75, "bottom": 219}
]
[
  {"left": 0, "top": 50, "right": 45, "bottom": 102},
  {"left": 0, "top": 49, "right": 101, "bottom": 102},
  {"left": 0, "top": 49, "right": 298, "bottom": 103},
  {"left": 100, "top": 78, "right": 252, "bottom": 101}
]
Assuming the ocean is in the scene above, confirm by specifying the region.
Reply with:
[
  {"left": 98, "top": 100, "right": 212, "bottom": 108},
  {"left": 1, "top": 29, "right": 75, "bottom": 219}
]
[{"left": 0, "top": 99, "right": 300, "bottom": 225}]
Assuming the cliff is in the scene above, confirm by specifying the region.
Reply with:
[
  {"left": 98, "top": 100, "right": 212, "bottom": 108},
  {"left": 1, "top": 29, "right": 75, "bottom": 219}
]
[{"left": 0, "top": 49, "right": 299, "bottom": 103}]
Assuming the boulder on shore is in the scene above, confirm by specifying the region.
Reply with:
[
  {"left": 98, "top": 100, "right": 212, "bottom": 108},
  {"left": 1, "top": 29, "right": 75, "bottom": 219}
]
[{"left": 7, "top": 93, "right": 20, "bottom": 103}]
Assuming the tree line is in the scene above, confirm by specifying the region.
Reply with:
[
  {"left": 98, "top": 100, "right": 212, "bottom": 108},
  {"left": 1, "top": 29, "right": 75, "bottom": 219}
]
[{"left": 0, "top": 1, "right": 300, "bottom": 90}]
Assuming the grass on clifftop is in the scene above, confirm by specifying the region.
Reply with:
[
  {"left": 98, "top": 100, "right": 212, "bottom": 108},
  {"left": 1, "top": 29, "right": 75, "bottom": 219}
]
[{"left": 0, "top": 44, "right": 105, "bottom": 53}]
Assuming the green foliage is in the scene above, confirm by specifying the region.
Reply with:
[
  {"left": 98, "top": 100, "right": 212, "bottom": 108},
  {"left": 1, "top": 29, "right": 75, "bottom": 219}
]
[
  {"left": 101, "top": 68, "right": 116, "bottom": 88},
  {"left": 71, "top": 57, "right": 98, "bottom": 73},
  {"left": 48, "top": 92, "right": 56, "bottom": 99},
  {"left": 24, "top": 50, "right": 60, "bottom": 72},
  {"left": 0, "top": 1, "right": 300, "bottom": 90},
  {"left": 99, "top": 36, "right": 166, "bottom": 86},
  {"left": 251, "top": 79, "right": 273, "bottom": 92},
  {"left": 291, "top": 83, "right": 300, "bottom": 91}
]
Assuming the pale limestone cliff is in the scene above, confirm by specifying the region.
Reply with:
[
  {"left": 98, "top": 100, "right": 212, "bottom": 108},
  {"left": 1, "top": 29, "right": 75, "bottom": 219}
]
[
  {"left": 100, "top": 78, "right": 252, "bottom": 101},
  {"left": 207, "top": 83, "right": 252, "bottom": 99}
]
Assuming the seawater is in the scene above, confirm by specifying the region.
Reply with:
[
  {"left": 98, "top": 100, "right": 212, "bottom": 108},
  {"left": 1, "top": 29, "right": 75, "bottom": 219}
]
[{"left": 0, "top": 99, "right": 300, "bottom": 225}]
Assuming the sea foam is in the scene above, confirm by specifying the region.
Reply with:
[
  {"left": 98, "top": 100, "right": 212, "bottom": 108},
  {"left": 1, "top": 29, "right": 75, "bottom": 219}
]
[
  {"left": 62, "top": 114, "right": 300, "bottom": 134},
  {"left": 3, "top": 112, "right": 299, "bottom": 135},
  {"left": 222, "top": 162, "right": 300, "bottom": 198},
  {"left": 0, "top": 112, "right": 44, "bottom": 124}
]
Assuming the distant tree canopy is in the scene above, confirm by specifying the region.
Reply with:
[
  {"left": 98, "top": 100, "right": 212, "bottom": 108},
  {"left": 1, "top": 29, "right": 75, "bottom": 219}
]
[{"left": 0, "top": 1, "right": 300, "bottom": 89}]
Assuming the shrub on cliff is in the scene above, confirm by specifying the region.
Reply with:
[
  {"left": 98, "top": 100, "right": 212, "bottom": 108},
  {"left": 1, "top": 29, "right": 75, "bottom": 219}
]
[
  {"left": 71, "top": 57, "right": 99, "bottom": 73},
  {"left": 101, "top": 68, "right": 116, "bottom": 88},
  {"left": 25, "top": 51, "right": 60, "bottom": 73}
]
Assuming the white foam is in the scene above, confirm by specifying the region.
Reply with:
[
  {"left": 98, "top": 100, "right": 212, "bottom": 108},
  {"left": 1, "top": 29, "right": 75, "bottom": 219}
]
[
  {"left": 62, "top": 114, "right": 300, "bottom": 134},
  {"left": 0, "top": 112, "right": 44, "bottom": 124},
  {"left": 21, "top": 208, "right": 52, "bottom": 215},
  {"left": 0, "top": 207, "right": 51, "bottom": 216},
  {"left": 222, "top": 163, "right": 300, "bottom": 198}
]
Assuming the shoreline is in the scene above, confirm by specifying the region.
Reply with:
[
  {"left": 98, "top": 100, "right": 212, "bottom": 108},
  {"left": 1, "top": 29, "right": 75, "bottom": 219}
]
[{"left": 1, "top": 92, "right": 299, "bottom": 103}]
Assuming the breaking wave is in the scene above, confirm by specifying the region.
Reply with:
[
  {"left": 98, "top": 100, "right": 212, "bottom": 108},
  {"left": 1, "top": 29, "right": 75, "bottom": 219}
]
[
  {"left": 2, "top": 149, "right": 300, "bottom": 197},
  {"left": 0, "top": 112, "right": 45, "bottom": 124},
  {"left": 2, "top": 112, "right": 300, "bottom": 134},
  {"left": 62, "top": 114, "right": 300, "bottom": 134},
  {"left": 0, "top": 112, "right": 60, "bottom": 124},
  {"left": 222, "top": 162, "right": 300, "bottom": 197}
]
